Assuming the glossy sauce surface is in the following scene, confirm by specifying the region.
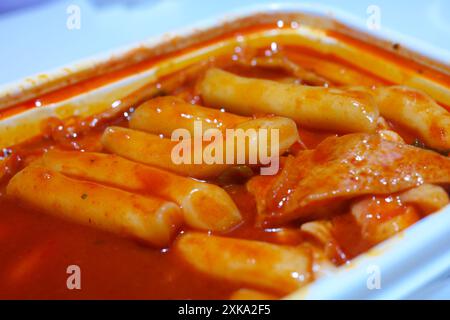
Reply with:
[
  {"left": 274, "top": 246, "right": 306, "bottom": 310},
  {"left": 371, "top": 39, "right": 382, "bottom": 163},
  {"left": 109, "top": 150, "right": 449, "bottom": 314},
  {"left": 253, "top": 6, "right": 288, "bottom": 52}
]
[{"left": 1, "top": 25, "right": 449, "bottom": 299}]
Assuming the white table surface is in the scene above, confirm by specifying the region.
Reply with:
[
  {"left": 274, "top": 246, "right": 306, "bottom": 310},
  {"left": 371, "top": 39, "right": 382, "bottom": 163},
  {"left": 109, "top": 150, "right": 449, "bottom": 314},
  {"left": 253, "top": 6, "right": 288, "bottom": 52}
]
[
  {"left": 0, "top": 0, "right": 449, "bottom": 299},
  {"left": 1, "top": 0, "right": 450, "bottom": 85}
]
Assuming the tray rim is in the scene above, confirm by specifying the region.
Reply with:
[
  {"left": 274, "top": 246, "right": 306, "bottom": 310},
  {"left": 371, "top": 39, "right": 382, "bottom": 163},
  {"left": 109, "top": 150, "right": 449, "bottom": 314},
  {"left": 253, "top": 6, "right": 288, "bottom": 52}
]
[
  {"left": 1, "top": 2, "right": 450, "bottom": 109},
  {"left": 1, "top": 3, "right": 449, "bottom": 300}
]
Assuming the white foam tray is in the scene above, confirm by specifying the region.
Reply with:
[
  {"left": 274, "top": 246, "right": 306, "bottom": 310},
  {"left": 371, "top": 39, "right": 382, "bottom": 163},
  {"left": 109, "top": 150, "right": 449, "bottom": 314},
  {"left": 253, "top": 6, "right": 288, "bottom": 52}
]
[{"left": 0, "top": 3, "right": 449, "bottom": 299}]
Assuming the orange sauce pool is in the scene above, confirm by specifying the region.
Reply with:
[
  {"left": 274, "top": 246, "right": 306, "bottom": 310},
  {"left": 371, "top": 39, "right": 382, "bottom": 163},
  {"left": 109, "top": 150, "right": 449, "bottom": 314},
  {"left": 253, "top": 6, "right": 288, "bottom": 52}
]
[{"left": 1, "top": 21, "right": 450, "bottom": 299}]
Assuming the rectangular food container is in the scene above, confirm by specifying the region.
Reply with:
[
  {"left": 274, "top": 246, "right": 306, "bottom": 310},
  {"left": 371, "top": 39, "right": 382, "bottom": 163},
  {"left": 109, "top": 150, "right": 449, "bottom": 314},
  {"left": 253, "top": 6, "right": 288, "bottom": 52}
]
[{"left": 1, "top": 3, "right": 449, "bottom": 299}]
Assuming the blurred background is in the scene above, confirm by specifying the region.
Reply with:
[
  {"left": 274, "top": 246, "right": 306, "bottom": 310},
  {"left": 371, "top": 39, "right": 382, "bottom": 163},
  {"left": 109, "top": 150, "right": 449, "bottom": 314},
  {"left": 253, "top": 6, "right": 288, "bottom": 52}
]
[
  {"left": 1, "top": 0, "right": 450, "bottom": 85},
  {"left": 0, "top": 0, "right": 449, "bottom": 299}
]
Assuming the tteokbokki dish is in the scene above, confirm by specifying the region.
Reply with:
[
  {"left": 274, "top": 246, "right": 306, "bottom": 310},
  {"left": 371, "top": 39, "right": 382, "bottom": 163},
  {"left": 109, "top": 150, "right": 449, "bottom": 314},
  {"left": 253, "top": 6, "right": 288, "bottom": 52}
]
[{"left": 1, "top": 22, "right": 450, "bottom": 299}]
